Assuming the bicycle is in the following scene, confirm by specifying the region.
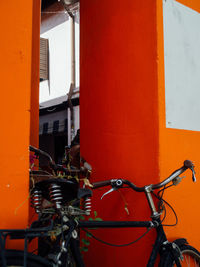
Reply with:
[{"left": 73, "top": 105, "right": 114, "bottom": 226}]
[
  {"left": 28, "top": 146, "right": 200, "bottom": 267},
  {"left": 84, "top": 162, "right": 200, "bottom": 267},
  {"left": 0, "top": 146, "right": 199, "bottom": 266}
]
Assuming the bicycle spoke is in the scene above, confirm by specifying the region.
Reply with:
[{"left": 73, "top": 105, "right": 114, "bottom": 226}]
[{"left": 181, "top": 253, "right": 200, "bottom": 267}]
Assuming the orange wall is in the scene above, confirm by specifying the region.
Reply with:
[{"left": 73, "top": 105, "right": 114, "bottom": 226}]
[
  {"left": 0, "top": 0, "right": 40, "bottom": 231},
  {"left": 80, "top": 0, "right": 160, "bottom": 266},
  {"left": 157, "top": 0, "right": 200, "bottom": 250},
  {"left": 176, "top": 0, "right": 200, "bottom": 13}
]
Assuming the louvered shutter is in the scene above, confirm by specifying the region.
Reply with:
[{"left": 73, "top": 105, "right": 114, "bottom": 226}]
[{"left": 40, "top": 38, "right": 49, "bottom": 81}]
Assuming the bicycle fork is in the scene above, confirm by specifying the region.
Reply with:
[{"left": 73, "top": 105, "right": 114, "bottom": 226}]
[{"left": 147, "top": 221, "right": 185, "bottom": 267}]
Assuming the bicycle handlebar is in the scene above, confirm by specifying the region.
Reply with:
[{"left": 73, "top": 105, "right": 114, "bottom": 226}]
[
  {"left": 29, "top": 145, "right": 54, "bottom": 163},
  {"left": 29, "top": 145, "right": 90, "bottom": 176},
  {"left": 92, "top": 160, "right": 195, "bottom": 192},
  {"left": 92, "top": 179, "right": 146, "bottom": 192}
]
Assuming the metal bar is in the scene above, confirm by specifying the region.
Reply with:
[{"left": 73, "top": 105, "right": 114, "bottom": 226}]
[
  {"left": 79, "top": 221, "right": 153, "bottom": 228},
  {"left": 152, "top": 167, "right": 186, "bottom": 189},
  {"left": 0, "top": 226, "right": 53, "bottom": 233},
  {"left": 145, "top": 189, "right": 159, "bottom": 218}
]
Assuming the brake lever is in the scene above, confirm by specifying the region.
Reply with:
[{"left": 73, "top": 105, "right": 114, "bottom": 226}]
[
  {"left": 191, "top": 167, "right": 196, "bottom": 182},
  {"left": 101, "top": 188, "right": 117, "bottom": 200},
  {"left": 100, "top": 179, "right": 123, "bottom": 200}
]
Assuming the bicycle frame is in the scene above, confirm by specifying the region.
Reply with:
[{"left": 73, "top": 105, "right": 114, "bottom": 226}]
[
  {"left": 76, "top": 218, "right": 167, "bottom": 267},
  {"left": 0, "top": 218, "right": 179, "bottom": 267},
  {"left": 0, "top": 191, "right": 182, "bottom": 267},
  {"left": 71, "top": 188, "right": 170, "bottom": 267},
  {"left": 0, "top": 224, "right": 54, "bottom": 267}
]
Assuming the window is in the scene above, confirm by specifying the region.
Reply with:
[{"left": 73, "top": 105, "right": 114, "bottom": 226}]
[{"left": 40, "top": 38, "right": 49, "bottom": 81}]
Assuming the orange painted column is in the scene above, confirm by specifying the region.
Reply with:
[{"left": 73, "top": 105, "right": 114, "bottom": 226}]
[
  {"left": 0, "top": 0, "right": 40, "bottom": 233},
  {"left": 80, "top": 0, "right": 160, "bottom": 266},
  {"left": 81, "top": 0, "right": 200, "bottom": 266}
]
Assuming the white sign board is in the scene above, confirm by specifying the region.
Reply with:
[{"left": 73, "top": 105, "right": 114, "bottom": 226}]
[{"left": 163, "top": 0, "right": 200, "bottom": 131}]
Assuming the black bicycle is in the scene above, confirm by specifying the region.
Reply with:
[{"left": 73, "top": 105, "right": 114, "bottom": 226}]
[
  {"left": 0, "top": 146, "right": 199, "bottom": 266},
  {"left": 84, "top": 163, "right": 200, "bottom": 267}
]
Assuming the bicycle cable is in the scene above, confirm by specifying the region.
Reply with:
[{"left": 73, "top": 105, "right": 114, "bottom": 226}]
[
  {"left": 152, "top": 187, "right": 178, "bottom": 227},
  {"left": 160, "top": 197, "right": 178, "bottom": 227},
  {"left": 81, "top": 227, "right": 152, "bottom": 247},
  {"left": 160, "top": 204, "right": 166, "bottom": 223},
  {"left": 157, "top": 184, "right": 174, "bottom": 198}
]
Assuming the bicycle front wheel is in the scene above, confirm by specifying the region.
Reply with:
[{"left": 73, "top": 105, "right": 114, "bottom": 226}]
[{"left": 160, "top": 244, "right": 200, "bottom": 266}]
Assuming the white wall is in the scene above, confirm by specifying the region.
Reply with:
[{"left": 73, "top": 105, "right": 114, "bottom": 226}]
[
  {"left": 74, "top": 105, "right": 80, "bottom": 133},
  {"left": 75, "top": 14, "right": 80, "bottom": 87},
  {"left": 39, "top": 110, "right": 68, "bottom": 135},
  {"left": 40, "top": 6, "right": 80, "bottom": 103},
  {"left": 163, "top": 0, "right": 200, "bottom": 131}
]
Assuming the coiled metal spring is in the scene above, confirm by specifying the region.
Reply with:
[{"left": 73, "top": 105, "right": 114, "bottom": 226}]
[
  {"left": 49, "top": 183, "right": 63, "bottom": 210},
  {"left": 84, "top": 197, "right": 92, "bottom": 216},
  {"left": 31, "top": 188, "right": 42, "bottom": 214}
]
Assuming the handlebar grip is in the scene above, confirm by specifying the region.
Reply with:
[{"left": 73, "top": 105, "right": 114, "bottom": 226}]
[
  {"left": 92, "top": 180, "right": 112, "bottom": 189},
  {"left": 183, "top": 160, "right": 196, "bottom": 182},
  {"left": 184, "top": 160, "right": 194, "bottom": 169}
]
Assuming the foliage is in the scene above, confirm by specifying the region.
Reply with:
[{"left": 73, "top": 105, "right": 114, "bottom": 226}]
[{"left": 80, "top": 211, "right": 103, "bottom": 253}]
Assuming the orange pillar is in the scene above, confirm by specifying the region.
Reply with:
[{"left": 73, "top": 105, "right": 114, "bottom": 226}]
[
  {"left": 0, "top": 0, "right": 40, "bottom": 231},
  {"left": 80, "top": 0, "right": 159, "bottom": 266},
  {"left": 81, "top": 0, "right": 200, "bottom": 266}
]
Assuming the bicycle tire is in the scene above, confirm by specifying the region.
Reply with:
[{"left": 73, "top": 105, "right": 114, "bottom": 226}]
[
  {"left": 0, "top": 249, "right": 52, "bottom": 267},
  {"left": 159, "top": 244, "right": 200, "bottom": 266}
]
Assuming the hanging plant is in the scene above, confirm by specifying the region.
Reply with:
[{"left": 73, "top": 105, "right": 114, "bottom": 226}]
[{"left": 80, "top": 211, "right": 103, "bottom": 253}]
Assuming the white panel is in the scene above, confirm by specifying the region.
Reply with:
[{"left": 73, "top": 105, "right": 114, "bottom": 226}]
[{"left": 163, "top": 0, "right": 200, "bottom": 131}]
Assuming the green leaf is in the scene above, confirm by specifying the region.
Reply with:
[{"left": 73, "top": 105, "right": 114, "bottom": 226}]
[
  {"left": 86, "top": 232, "right": 92, "bottom": 238},
  {"left": 79, "top": 216, "right": 85, "bottom": 221},
  {"left": 81, "top": 247, "right": 89, "bottom": 252},
  {"left": 94, "top": 211, "right": 97, "bottom": 217},
  {"left": 94, "top": 217, "right": 103, "bottom": 221},
  {"left": 88, "top": 217, "right": 93, "bottom": 221},
  {"left": 82, "top": 238, "right": 90, "bottom": 246}
]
